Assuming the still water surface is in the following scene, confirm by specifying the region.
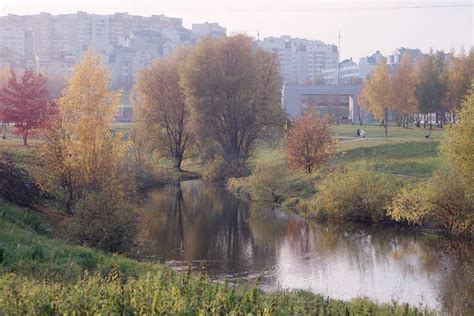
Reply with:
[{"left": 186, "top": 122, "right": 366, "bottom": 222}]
[{"left": 139, "top": 180, "right": 473, "bottom": 313}]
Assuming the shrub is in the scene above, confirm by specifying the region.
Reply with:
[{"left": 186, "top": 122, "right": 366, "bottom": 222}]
[
  {"left": 387, "top": 184, "right": 431, "bottom": 226},
  {"left": 202, "top": 157, "right": 249, "bottom": 183},
  {"left": 134, "top": 163, "right": 175, "bottom": 189},
  {"left": 248, "top": 158, "right": 289, "bottom": 203},
  {"left": 388, "top": 168, "right": 473, "bottom": 236},
  {"left": 429, "top": 168, "right": 473, "bottom": 235},
  {"left": 66, "top": 190, "right": 140, "bottom": 253},
  {"left": 312, "top": 165, "right": 397, "bottom": 221}
]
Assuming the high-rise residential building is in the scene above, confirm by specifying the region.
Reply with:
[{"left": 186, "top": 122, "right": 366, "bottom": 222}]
[
  {"left": 322, "top": 58, "right": 359, "bottom": 85},
  {"left": 0, "top": 24, "right": 28, "bottom": 56},
  {"left": 191, "top": 22, "right": 226, "bottom": 38},
  {"left": 0, "top": 11, "right": 225, "bottom": 88},
  {"left": 358, "top": 50, "right": 384, "bottom": 80},
  {"left": 258, "top": 36, "right": 339, "bottom": 84},
  {"left": 387, "top": 48, "right": 423, "bottom": 65}
]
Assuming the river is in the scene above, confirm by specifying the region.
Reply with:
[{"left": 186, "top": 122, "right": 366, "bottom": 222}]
[{"left": 138, "top": 180, "right": 473, "bottom": 314}]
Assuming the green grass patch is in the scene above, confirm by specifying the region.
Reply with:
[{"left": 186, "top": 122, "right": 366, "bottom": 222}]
[
  {"left": 0, "top": 203, "right": 149, "bottom": 282},
  {"left": 336, "top": 140, "right": 440, "bottom": 177},
  {"left": 335, "top": 124, "right": 444, "bottom": 140}
]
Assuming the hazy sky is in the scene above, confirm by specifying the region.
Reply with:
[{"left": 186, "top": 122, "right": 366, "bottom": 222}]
[{"left": 1, "top": 0, "right": 472, "bottom": 60}]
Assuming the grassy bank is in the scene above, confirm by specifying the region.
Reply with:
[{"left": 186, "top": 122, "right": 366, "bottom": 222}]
[
  {"left": 0, "top": 203, "right": 433, "bottom": 314},
  {"left": 227, "top": 124, "right": 442, "bottom": 212}
]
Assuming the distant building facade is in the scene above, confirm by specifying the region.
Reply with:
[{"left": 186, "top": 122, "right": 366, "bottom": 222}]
[
  {"left": 0, "top": 12, "right": 226, "bottom": 82},
  {"left": 191, "top": 22, "right": 226, "bottom": 38},
  {"left": 0, "top": 12, "right": 226, "bottom": 122},
  {"left": 358, "top": 50, "right": 384, "bottom": 80},
  {"left": 321, "top": 58, "right": 359, "bottom": 85},
  {"left": 258, "top": 36, "right": 339, "bottom": 85}
]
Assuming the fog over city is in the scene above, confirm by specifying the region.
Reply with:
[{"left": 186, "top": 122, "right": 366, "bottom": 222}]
[{"left": 1, "top": 0, "right": 472, "bottom": 60}]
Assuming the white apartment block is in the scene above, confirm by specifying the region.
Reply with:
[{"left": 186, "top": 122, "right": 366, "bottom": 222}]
[
  {"left": 0, "top": 24, "right": 26, "bottom": 55},
  {"left": 322, "top": 58, "right": 359, "bottom": 85},
  {"left": 0, "top": 12, "right": 226, "bottom": 90},
  {"left": 387, "top": 47, "right": 423, "bottom": 65},
  {"left": 358, "top": 50, "right": 384, "bottom": 80},
  {"left": 258, "top": 36, "right": 338, "bottom": 85},
  {"left": 191, "top": 22, "right": 226, "bottom": 37}
]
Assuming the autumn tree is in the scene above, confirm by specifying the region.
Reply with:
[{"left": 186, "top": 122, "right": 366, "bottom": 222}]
[
  {"left": 45, "top": 74, "right": 67, "bottom": 99},
  {"left": 443, "top": 49, "right": 474, "bottom": 121},
  {"left": 415, "top": 51, "right": 446, "bottom": 128},
  {"left": 134, "top": 49, "right": 192, "bottom": 170},
  {"left": 182, "top": 35, "right": 285, "bottom": 162},
  {"left": 0, "top": 69, "right": 51, "bottom": 145},
  {"left": 36, "top": 50, "right": 128, "bottom": 210},
  {"left": 359, "top": 59, "right": 393, "bottom": 137},
  {"left": 391, "top": 54, "right": 419, "bottom": 127},
  {"left": 0, "top": 67, "right": 9, "bottom": 85},
  {"left": 286, "top": 111, "right": 337, "bottom": 173},
  {"left": 0, "top": 67, "right": 11, "bottom": 131},
  {"left": 388, "top": 82, "right": 474, "bottom": 236},
  {"left": 440, "top": 81, "right": 474, "bottom": 189}
]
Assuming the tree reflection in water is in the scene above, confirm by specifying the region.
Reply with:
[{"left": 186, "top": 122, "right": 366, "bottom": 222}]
[{"left": 139, "top": 180, "right": 473, "bottom": 314}]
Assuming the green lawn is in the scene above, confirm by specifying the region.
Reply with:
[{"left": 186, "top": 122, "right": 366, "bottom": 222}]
[
  {"left": 335, "top": 124, "right": 444, "bottom": 140},
  {"left": 333, "top": 124, "right": 442, "bottom": 177}
]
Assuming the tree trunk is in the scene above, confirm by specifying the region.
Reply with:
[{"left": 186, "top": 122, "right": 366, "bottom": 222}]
[
  {"left": 174, "top": 151, "right": 183, "bottom": 171},
  {"left": 384, "top": 107, "right": 388, "bottom": 137},
  {"left": 23, "top": 131, "right": 28, "bottom": 146}
]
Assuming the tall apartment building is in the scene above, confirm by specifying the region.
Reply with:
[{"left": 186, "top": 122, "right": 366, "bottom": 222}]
[
  {"left": 358, "top": 50, "right": 384, "bottom": 80},
  {"left": 0, "top": 12, "right": 186, "bottom": 56},
  {"left": 191, "top": 22, "right": 226, "bottom": 38},
  {"left": 387, "top": 47, "right": 423, "bottom": 65},
  {"left": 320, "top": 51, "right": 387, "bottom": 85},
  {"left": 258, "top": 36, "right": 339, "bottom": 84},
  {"left": 0, "top": 12, "right": 225, "bottom": 88},
  {"left": 0, "top": 24, "right": 29, "bottom": 56},
  {"left": 322, "top": 58, "right": 360, "bottom": 84}
]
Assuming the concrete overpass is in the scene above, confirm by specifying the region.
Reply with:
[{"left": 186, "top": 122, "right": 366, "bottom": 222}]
[{"left": 282, "top": 84, "right": 369, "bottom": 123}]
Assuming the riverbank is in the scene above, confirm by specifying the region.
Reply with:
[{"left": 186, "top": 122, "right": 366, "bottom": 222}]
[
  {"left": 227, "top": 125, "right": 444, "bottom": 223},
  {"left": 0, "top": 202, "right": 434, "bottom": 314}
]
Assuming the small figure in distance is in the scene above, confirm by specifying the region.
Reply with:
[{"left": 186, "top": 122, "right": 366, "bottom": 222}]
[
  {"left": 356, "top": 128, "right": 361, "bottom": 137},
  {"left": 360, "top": 129, "right": 365, "bottom": 138},
  {"left": 1, "top": 133, "right": 6, "bottom": 140}
]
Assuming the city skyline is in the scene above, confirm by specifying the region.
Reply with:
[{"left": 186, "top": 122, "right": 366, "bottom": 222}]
[{"left": 1, "top": 0, "right": 472, "bottom": 60}]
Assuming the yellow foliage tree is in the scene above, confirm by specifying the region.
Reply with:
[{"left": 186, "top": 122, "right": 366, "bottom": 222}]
[
  {"left": 359, "top": 59, "right": 393, "bottom": 136},
  {"left": 36, "top": 50, "right": 129, "bottom": 211},
  {"left": 391, "top": 54, "right": 419, "bottom": 127},
  {"left": 444, "top": 49, "right": 474, "bottom": 118},
  {"left": 59, "top": 50, "right": 126, "bottom": 192},
  {"left": 440, "top": 81, "right": 474, "bottom": 190}
]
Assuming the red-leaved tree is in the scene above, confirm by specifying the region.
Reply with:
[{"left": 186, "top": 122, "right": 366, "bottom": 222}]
[
  {"left": 0, "top": 69, "right": 52, "bottom": 145},
  {"left": 286, "top": 111, "right": 337, "bottom": 173}
]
